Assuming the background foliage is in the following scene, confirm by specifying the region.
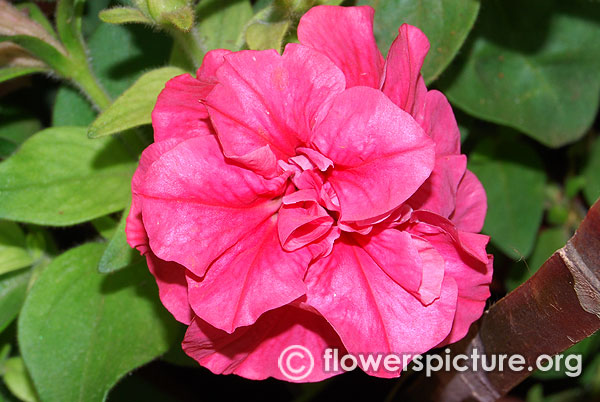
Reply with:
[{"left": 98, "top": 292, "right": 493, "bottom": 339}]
[{"left": 0, "top": 0, "right": 599, "bottom": 401}]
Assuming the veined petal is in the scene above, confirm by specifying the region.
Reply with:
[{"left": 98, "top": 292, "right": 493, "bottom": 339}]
[
  {"left": 451, "top": 170, "right": 487, "bottom": 233},
  {"left": 206, "top": 44, "right": 345, "bottom": 167},
  {"left": 354, "top": 228, "right": 444, "bottom": 306},
  {"left": 305, "top": 237, "right": 458, "bottom": 377},
  {"left": 298, "top": 5, "right": 384, "bottom": 88},
  {"left": 409, "top": 155, "right": 467, "bottom": 218},
  {"left": 312, "top": 86, "right": 435, "bottom": 223},
  {"left": 182, "top": 306, "right": 345, "bottom": 382},
  {"left": 383, "top": 24, "right": 430, "bottom": 114},
  {"left": 186, "top": 217, "right": 309, "bottom": 333},
  {"left": 139, "top": 135, "right": 284, "bottom": 277}
]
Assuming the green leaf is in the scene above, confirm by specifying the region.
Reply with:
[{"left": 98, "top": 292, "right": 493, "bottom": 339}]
[
  {"left": 584, "top": 137, "right": 600, "bottom": 206},
  {"left": 88, "top": 67, "right": 184, "bottom": 138},
  {"left": 506, "top": 227, "right": 570, "bottom": 292},
  {"left": 19, "top": 243, "right": 179, "bottom": 402},
  {"left": 15, "top": 3, "right": 57, "bottom": 40},
  {"left": 0, "top": 107, "right": 41, "bottom": 159},
  {"left": 98, "top": 206, "right": 142, "bottom": 273},
  {"left": 0, "top": 222, "right": 33, "bottom": 275},
  {"left": 246, "top": 20, "right": 290, "bottom": 52},
  {"left": 0, "top": 127, "right": 136, "bottom": 226},
  {"left": 468, "top": 135, "right": 546, "bottom": 259},
  {"left": 0, "top": 268, "right": 32, "bottom": 333},
  {"left": 439, "top": 0, "right": 600, "bottom": 147},
  {"left": 357, "top": 0, "right": 480, "bottom": 83},
  {"left": 197, "top": 0, "right": 253, "bottom": 51},
  {"left": 3, "top": 357, "right": 38, "bottom": 402},
  {"left": 0, "top": 67, "right": 47, "bottom": 85},
  {"left": 91, "top": 216, "right": 118, "bottom": 240},
  {"left": 99, "top": 7, "right": 153, "bottom": 25},
  {"left": 52, "top": 86, "right": 96, "bottom": 126}
]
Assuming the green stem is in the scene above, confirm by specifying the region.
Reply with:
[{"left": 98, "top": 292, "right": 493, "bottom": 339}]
[
  {"left": 69, "top": 64, "right": 112, "bottom": 111},
  {"left": 171, "top": 28, "right": 206, "bottom": 69}
]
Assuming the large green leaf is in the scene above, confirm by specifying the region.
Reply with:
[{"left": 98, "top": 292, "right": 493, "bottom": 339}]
[
  {"left": 18, "top": 243, "right": 179, "bottom": 402},
  {"left": 196, "top": 0, "right": 253, "bottom": 51},
  {"left": 358, "top": 0, "right": 480, "bottom": 83},
  {"left": 0, "top": 127, "right": 136, "bottom": 226},
  {"left": 53, "top": 23, "right": 172, "bottom": 125},
  {"left": 0, "top": 268, "right": 31, "bottom": 333},
  {"left": 88, "top": 67, "right": 184, "bottom": 138},
  {"left": 468, "top": 135, "right": 546, "bottom": 259},
  {"left": 440, "top": 0, "right": 600, "bottom": 147}
]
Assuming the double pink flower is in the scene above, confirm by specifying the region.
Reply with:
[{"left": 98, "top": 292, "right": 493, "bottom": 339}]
[{"left": 126, "top": 5, "right": 493, "bottom": 381}]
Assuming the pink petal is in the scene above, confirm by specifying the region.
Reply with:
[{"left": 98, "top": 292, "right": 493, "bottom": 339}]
[
  {"left": 298, "top": 5, "right": 384, "bottom": 88},
  {"left": 206, "top": 44, "right": 345, "bottom": 168},
  {"left": 409, "top": 155, "right": 467, "bottom": 218},
  {"left": 182, "top": 306, "right": 346, "bottom": 382},
  {"left": 146, "top": 253, "right": 194, "bottom": 325},
  {"left": 305, "top": 236, "right": 458, "bottom": 377},
  {"left": 413, "top": 90, "right": 461, "bottom": 156},
  {"left": 186, "top": 217, "right": 310, "bottom": 333},
  {"left": 312, "top": 86, "right": 435, "bottom": 223},
  {"left": 138, "top": 135, "right": 284, "bottom": 277},
  {"left": 382, "top": 24, "right": 430, "bottom": 114},
  {"left": 354, "top": 228, "right": 443, "bottom": 305},
  {"left": 417, "top": 230, "right": 493, "bottom": 345},
  {"left": 152, "top": 73, "right": 214, "bottom": 143},
  {"left": 278, "top": 201, "right": 334, "bottom": 252},
  {"left": 126, "top": 138, "right": 187, "bottom": 254},
  {"left": 196, "top": 48, "right": 230, "bottom": 83},
  {"left": 451, "top": 170, "right": 487, "bottom": 233}
]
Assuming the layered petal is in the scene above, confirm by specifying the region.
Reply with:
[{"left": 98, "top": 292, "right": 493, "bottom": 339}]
[
  {"left": 298, "top": 5, "right": 384, "bottom": 88},
  {"left": 138, "top": 135, "right": 285, "bottom": 277},
  {"left": 146, "top": 253, "right": 194, "bottom": 325},
  {"left": 354, "top": 228, "right": 443, "bottom": 305},
  {"left": 451, "top": 170, "right": 487, "bottom": 233},
  {"left": 305, "top": 236, "right": 458, "bottom": 377},
  {"left": 409, "top": 155, "right": 467, "bottom": 218},
  {"left": 278, "top": 201, "right": 334, "bottom": 252},
  {"left": 383, "top": 24, "right": 430, "bottom": 114},
  {"left": 185, "top": 216, "right": 310, "bottom": 333},
  {"left": 413, "top": 90, "right": 461, "bottom": 156},
  {"left": 206, "top": 44, "right": 345, "bottom": 173},
  {"left": 312, "top": 86, "right": 435, "bottom": 223},
  {"left": 182, "top": 306, "right": 346, "bottom": 382}
]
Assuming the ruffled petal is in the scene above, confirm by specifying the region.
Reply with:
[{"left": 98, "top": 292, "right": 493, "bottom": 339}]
[
  {"left": 185, "top": 216, "right": 310, "bottom": 333},
  {"left": 312, "top": 86, "right": 435, "bottom": 223},
  {"left": 451, "top": 170, "right": 487, "bottom": 233},
  {"left": 146, "top": 253, "right": 194, "bottom": 325},
  {"left": 298, "top": 5, "right": 384, "bottom": 88},
  {"left": 354, "top": 228, "right": 443, "bottom": 305},
  {"left": 305, "top": 236, "right": 458, "bottom": 377},
  {"left": 278, "top": 197, "right": 334, "bottom": 252},
  {"left": 138, "top": 135, "right": 284, "bottom": 277},
  {"left": 382, "top": 24, "right": 430, "bottom": 114},
  {"left": 413, "top": 229, "right": 493, "bottom": 345},
  {"left": 409, "top": 155, "right": 467, "bottom": 218},
  {"left": 413, "top": 90, "right": 461, "bottom": 156},
  {"left": 182, "top": 306, "right": 346, "bottom": 382},
  {"left": 206, "top": 44, "right": 345, "bottom": 172}
]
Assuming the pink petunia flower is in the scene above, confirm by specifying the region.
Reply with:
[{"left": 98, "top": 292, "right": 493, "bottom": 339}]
[{"left": 126, "top": 5, "right": 493, "bottom": 382}]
